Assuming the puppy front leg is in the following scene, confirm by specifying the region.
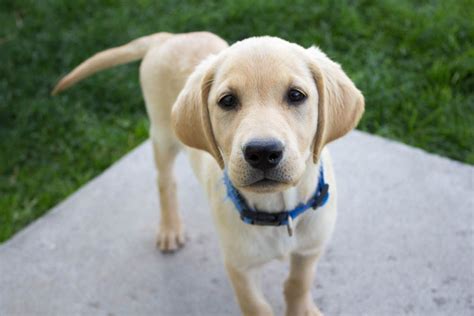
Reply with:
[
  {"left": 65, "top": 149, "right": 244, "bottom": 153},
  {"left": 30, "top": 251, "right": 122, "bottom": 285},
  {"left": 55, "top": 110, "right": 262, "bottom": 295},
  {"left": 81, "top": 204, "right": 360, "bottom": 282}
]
[
  {"left": 226, "top": 263, "right": 273, "bottom": 316},
  {"left": 284, "top": 252, "right": 323, "bottom": 316}
]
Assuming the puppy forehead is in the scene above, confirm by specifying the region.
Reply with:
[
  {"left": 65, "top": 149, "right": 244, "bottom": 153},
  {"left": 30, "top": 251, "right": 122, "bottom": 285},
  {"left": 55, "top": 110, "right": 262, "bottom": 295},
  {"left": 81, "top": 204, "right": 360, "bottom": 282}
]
[{"left": 213, "top": 38, "right": 312, "bottom": 92}]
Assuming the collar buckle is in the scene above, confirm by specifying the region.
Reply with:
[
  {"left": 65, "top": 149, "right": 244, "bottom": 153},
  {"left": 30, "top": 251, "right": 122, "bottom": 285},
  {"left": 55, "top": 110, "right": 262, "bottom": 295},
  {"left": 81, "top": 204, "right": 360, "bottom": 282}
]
[
  {"left": 311, "top": 184, "right": 329, "bottom": 209},
  {"left": 240, "top": 209, "right": 288, "bottom": 226}
]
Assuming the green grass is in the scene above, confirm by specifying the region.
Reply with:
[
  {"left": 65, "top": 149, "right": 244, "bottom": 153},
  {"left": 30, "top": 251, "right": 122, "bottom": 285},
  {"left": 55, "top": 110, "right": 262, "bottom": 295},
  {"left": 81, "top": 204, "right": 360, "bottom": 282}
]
[{"left": 1, "top": 0, "right": 473, "bottom": 242}]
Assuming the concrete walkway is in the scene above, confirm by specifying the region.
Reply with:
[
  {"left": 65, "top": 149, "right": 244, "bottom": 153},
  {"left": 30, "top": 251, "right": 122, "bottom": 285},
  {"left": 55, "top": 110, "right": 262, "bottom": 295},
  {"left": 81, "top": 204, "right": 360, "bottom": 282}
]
[{"left": 0, "top": 131, "right": 473, "bottom": 316}]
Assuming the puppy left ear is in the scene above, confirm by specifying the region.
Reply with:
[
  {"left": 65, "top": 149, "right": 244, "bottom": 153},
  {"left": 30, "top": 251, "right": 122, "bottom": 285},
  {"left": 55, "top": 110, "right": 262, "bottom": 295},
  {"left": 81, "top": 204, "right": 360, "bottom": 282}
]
[
  {"left": 306, "top": 46, "right": 365, "bottom": 163},
  {"left": 171, "top": 55, "right": 225, "bottom": 169}
]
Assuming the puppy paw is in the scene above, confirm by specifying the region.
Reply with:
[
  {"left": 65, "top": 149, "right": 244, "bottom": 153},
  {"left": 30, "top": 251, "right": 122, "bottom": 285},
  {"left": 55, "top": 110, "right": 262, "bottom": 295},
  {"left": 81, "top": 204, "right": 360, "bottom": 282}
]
[
  {"left": 156, "top": 224, "right": 186, "bottom": 252},
  {"left": 286, "top": 297, "right": 323, "bottom": 316},
  {"left": 305, "top": 304, "right": 323, "bottom": 316}
]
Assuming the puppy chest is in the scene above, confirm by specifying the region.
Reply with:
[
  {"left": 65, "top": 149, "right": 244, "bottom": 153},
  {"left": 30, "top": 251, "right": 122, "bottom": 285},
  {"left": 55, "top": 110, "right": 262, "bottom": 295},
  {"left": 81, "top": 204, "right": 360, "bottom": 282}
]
[{"left": 228, "top": 225, "right": 300, "bottom": 264}]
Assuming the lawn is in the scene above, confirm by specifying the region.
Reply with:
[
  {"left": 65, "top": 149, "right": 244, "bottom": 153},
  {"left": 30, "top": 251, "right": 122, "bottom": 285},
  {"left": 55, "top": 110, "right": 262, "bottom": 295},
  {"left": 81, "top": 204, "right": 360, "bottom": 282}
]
[{"left": 1, "top": 0, "right": 473, "bottom": 242}]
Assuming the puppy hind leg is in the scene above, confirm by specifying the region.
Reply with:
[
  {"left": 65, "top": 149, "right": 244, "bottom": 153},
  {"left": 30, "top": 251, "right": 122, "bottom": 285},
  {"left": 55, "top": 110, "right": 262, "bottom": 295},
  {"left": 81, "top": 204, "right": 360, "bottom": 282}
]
[{"left": 151, "top": 131, "right": 185, "bottom": 252}]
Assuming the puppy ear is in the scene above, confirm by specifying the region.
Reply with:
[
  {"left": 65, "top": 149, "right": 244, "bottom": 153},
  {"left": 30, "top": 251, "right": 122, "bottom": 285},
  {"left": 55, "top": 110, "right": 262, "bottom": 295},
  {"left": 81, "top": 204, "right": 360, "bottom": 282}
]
[
  {"left": 171, "top": 56, "right": 225, "bottom": 169},
  {"left": 306, "top": 47, "right": 365, "bottom": 163}
]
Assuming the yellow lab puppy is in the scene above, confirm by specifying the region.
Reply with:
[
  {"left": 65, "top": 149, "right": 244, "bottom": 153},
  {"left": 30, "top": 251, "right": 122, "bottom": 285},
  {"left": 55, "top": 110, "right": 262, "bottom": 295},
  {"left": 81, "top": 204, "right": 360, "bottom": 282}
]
[{"left": 53, "top": 31, "right": 364, "bottom": 316}]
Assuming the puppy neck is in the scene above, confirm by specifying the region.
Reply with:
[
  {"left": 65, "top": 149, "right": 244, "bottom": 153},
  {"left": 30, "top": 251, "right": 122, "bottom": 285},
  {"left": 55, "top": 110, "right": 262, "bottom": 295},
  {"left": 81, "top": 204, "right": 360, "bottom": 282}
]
[{"left": 239, "top": 159, "right": 320, "bottom": 213}]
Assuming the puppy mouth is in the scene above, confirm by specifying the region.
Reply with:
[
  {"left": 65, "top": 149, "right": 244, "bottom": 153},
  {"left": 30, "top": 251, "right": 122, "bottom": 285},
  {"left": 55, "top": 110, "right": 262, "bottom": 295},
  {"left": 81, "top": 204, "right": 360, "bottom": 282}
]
[
  {"left": 240, "top": 175, "right": 292, "bottom": 192},
  {"left": 249, "top": 178, "right": 283, "bottom": 187},
  {"left": 229, "top": 161, "right": 298, "bottom": 192}
]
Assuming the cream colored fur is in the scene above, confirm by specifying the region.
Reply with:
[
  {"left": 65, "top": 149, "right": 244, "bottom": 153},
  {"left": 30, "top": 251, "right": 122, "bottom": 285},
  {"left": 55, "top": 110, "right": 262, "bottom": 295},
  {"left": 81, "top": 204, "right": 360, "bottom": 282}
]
[{"left": 53, "top": 31, "right": 364, "bottom": 316}]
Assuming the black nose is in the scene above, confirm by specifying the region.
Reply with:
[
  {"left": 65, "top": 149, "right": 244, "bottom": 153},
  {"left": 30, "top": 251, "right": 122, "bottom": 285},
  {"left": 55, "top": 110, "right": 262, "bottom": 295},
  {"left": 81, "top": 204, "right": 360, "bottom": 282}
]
[{"left": 243, "top": 139, "right": 284, "bottom": 170}]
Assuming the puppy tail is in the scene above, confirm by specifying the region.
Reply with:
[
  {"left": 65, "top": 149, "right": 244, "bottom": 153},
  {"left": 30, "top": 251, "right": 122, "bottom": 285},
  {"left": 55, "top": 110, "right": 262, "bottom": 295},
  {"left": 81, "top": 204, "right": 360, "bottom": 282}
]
[{"left": 51, "top": 32, "right": 173, "bottom": 95}]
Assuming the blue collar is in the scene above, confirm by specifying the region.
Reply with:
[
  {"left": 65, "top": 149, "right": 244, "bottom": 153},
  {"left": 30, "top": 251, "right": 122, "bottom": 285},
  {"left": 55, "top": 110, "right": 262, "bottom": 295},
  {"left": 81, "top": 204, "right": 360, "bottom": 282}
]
[{"left": 223, "top": 164, "right": 329, "bottom": 236}]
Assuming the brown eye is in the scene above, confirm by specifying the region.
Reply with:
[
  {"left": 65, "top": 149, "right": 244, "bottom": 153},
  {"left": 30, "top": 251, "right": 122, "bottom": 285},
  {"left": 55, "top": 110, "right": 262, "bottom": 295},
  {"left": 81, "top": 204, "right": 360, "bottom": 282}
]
[
  {"left": 287, "top": 88, "right": 306, "bottom": 104},
  {"left": 218, "top": 94, "right": 238, "bottom": 110}
]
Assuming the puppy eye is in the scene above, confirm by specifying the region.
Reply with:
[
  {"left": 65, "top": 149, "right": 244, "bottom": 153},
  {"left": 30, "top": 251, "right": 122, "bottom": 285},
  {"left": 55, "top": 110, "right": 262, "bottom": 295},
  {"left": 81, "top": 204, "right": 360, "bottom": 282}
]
[
  {"left": 218, "top": 94, "right": 238, "bottom": 110},
  {"left": 287, "top": 88, "right": 306, "bottom": 104}
]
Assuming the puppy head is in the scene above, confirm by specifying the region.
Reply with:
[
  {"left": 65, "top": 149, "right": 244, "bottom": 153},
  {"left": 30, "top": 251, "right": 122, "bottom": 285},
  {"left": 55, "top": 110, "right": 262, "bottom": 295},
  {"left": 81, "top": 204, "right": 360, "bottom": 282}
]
[{"left": 172, "top": 37, "right": 364, "bottom": 193}]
